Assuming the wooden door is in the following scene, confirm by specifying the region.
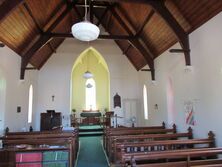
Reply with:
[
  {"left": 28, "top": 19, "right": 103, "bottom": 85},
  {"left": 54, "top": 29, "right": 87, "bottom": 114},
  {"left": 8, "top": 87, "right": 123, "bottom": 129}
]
[{"left": 123, "top": 99, "right": 138, "bottom": 127}]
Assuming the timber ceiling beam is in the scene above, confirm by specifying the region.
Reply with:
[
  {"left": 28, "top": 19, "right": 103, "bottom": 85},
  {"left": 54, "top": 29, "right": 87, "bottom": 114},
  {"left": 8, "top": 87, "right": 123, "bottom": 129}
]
[
  {"left": 44, "top": 0, "right": 67, "bottom": 31},
  {"left": 73, "top": 5, "right": 83, "bottom": 21},
  {"left": 123, "top": 44, "right": 131, "bottom": 55},
  {"left": 93, "top": 0, "right": 191, "bottom": 65},
  {"left": 96, "top": 5, "right": 113, "bottom": 26},
  {"left": 110, "top": 7, "right": 155, "bottom": 80},
  {"left": 44, "top": 33, "right": 135, "bottom": 40},
  {"left": 136, "top": 9, "right": 154, "bottom": 37},
  {"left": 75, "top": 2, "right": 110, "bottom": 8},
  {"left": 148, "top": 0, "right": 191, "bottom": 66},
  {"left": 94, "top": 11, "right": 140, "bottom": 71},
  {"left": 0, "top": 0, "right": 24, "bottom": 23},
  {"left": 20, "top": 36, "right": 52, "bottom": 79},
  {"left": 23, "top": 2, "right": 43, "bottom": 34},
  {"left": 20, "top": 2, "right": 73, "bottom": 79},
  {"left": 116, "top": 5, "right": 155, "bottom": 59}
]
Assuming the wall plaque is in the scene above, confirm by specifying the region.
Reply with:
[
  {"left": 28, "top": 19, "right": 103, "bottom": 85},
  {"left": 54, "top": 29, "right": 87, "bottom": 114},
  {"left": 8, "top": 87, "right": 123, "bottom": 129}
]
[{"left": 114, "top": 93, "right": 121, "bottom": 108}]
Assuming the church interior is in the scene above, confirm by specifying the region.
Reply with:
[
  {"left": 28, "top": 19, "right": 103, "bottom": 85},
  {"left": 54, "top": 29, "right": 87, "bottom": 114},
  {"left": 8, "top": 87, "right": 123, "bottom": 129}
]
[{"left": 1, "top": 0, "right": 222, "bottom": 166}]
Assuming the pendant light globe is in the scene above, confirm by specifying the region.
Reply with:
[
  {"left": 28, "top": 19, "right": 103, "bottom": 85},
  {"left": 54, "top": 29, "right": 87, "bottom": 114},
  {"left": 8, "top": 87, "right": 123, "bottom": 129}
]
[{"left": 71, "top": 21, "right": 100, "bottom": 42}]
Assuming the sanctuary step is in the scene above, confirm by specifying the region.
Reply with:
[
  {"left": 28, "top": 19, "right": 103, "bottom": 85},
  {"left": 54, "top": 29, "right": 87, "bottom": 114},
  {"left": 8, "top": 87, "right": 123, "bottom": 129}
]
[{"left": 79, "top": 125, "right": 103, "bottom": 137}]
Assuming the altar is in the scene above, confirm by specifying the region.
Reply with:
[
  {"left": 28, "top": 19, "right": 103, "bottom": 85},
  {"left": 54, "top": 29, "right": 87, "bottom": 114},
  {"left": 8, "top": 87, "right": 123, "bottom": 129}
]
[
  {"left": 80, "top": 110, "right": 101, "bottom": 117},
  {"left": 80, "top": 110, "right": 101, "bottom": 125}
]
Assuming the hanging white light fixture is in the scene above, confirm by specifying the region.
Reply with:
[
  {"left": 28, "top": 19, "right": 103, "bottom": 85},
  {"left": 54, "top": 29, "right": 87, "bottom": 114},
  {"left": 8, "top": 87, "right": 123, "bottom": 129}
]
[
  {"left": 71, "top": 0, "right": 100, "bottom": 42},
  {"left": 83, "top": 71, "right": 93, "bottom": 79},
  {"left": 83, "top": 53, "right": 93, "bottom": 79}
]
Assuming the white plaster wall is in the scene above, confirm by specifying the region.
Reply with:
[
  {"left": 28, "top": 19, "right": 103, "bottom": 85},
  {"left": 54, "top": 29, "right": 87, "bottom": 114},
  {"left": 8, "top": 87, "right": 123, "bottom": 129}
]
[
  {"left": 35, "top": 39, "right": 140, "bottom": 129},
  {"left": 138, "top": 12, "right": 222, "bottom": 146},
  {"left": 0, "top": 46, "right": 38, "bottom": 133}
]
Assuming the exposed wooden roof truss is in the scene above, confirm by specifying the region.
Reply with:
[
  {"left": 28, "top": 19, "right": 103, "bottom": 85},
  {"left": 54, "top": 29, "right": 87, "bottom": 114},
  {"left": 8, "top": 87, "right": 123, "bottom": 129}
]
[{"left": 0, "top": 0, "right": 222, "bottom": 80}]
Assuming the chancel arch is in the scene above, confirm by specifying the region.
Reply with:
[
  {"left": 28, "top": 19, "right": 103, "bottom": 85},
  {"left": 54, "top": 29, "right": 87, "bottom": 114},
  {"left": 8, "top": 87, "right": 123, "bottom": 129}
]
[{"left": 71, "top": 47, "right": 110, "bottom": 115}]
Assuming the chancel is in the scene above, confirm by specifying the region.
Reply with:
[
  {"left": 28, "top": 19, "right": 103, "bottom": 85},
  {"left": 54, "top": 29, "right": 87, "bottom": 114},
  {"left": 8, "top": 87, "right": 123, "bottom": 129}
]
[{"left": 1, "top": 0, "right": 222, "bottom": 167}]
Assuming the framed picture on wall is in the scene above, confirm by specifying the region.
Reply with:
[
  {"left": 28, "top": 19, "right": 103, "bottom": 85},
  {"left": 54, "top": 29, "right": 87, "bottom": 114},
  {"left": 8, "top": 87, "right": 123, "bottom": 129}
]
[{"left": 184, "top": 100, "right": 195, "bottom": 126}]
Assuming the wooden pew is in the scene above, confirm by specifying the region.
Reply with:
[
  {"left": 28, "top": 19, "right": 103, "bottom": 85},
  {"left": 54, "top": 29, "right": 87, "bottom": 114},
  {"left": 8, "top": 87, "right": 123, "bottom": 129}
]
[
  {"left": 125, "top": 147, "right": 222, "bottom": 167},
  {"left": 3, "top": 137, "right": 74, "bottom": 165},
  {"left": 0, "top": 149, "right": 15, "bottom": 167},
  {"left": 110, "top": 127, "right": 193, "bottom": 162},
  {"left": 105, "top": 124, "right": 176, "bottom": 155},
  {"left": 3, "top": 129, "right": 79, "bottom": 152},
  {"left": 119, "top": 132, "right": 216, "bottom": 167},
  {"left": 103, "top": 122, "right": 166, "bottom": 151},
  {"left": 1, "top": 130, "right": 79, "bottom": 167}
]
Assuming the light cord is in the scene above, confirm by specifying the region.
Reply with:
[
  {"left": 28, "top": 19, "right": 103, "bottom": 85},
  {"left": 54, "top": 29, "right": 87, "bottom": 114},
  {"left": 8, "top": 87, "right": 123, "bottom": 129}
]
[{"left": 84, "top": 0, "right": 87, "bottom": 21}]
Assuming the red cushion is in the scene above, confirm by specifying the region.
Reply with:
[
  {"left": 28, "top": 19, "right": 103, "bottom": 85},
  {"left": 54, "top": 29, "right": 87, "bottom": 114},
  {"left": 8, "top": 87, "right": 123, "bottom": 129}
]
[{"left": 16, "top": 153, "right": 42, "bottom": 162}]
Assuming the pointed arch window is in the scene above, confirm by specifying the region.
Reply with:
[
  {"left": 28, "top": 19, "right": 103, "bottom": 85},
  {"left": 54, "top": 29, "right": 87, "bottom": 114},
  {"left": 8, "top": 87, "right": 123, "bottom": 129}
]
[
  {"left": 85, "top": 78, "right": 96, "bottom": 110},
  {"left": 143, "top": 85, "right": 149, "bottom": 120},
  {"left": 28, "top": 85, "right": 33, "bottom": 123}
]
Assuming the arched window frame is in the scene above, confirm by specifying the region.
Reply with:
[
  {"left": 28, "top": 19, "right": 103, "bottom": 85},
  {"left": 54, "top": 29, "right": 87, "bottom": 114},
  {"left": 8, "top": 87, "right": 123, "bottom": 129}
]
[
  {"left": 28, "top": 85, "right": 33, "bottom": 123},
  {"left": 85, "top": 79, "right": 96, "bottom": 110},
  {"left": 143, "top": 85, "right": 149, "bottom": 120}
]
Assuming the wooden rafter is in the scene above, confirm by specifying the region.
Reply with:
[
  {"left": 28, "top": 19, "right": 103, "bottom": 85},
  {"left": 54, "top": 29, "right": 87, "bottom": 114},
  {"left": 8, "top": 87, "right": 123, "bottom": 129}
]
[
  {"left": 20, "top": 36, "right": 52, "bottom": 79},
  {"left": 75, "top": 2, "right": 109, "bottom": 8},
  {"left": 123, "top": 44, "right": 131, "bottom": 55},
  {"left": 48, "top": 43, "right": 56, "bottom": 53},
  {"left": 106, "top": 9, "right": 113, "bottom": 28},
  {"left": 115, "top": 42, "right": 140, "bottom": 71},
  {"left": 110, "top": 7, "right": 155, "bottom": 80},
  {"left": 116, "top": 5, "right": 155, "bottom": 59},
  {"left": 92, "top": 0, "right": 191, "bottom": 66},
  {"left": 20, "top": 2, "right": 73, "bottom": 79},
  {"left": 136, "top": 9, "right": 154, "bottom": 37},
  {"left": 93, "top": 10, "right": 139, "bottom": 70},
  {"left": 0, "top": 0, "right": 24, "bottom": 23},
  {"left": 148, "top": 0, "right": 191, "bottom": 66},
  {"left": 165, "top": 0, "right": 191, "bottom": 31},
  {"left": 43, "top": 0, "right": 67, "bottom": 31},
  {"left": 23, "top": 2, "right": 43, "bottom": 33},
  {"left": 96, "top": 5, "right": 112, "bottom": 26},
  {"left": 73, "top": 5, "right": 83, "bottom": 21}
]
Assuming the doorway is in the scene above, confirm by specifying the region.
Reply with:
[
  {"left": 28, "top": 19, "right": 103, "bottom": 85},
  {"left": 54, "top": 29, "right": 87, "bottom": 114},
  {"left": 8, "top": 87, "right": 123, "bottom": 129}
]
[{"left": 123, "top": 99, "right": 138, "bottom": 127}]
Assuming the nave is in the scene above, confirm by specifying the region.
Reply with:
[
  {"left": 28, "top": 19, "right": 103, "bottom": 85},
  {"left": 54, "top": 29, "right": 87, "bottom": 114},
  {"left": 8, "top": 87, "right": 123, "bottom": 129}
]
[{"left": 76, "top": 136, "right": 108, "bottom": 167}]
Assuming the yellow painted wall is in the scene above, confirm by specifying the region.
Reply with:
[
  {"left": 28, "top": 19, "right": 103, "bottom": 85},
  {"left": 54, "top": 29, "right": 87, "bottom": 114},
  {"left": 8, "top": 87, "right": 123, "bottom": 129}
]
[{"left": 71, "top": 47, "right": 110, "bottom": 112}]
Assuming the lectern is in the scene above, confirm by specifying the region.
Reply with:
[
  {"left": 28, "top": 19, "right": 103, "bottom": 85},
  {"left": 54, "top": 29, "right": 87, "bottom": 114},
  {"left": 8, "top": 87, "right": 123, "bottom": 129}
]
[{"left": 105, "top": 111, "right": 114, "bottom": 127}]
